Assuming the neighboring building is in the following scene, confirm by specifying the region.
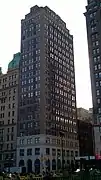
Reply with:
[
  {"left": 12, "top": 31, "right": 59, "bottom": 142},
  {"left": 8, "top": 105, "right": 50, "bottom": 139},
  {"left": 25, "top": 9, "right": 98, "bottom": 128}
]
[
  {"left": 17, "top": 5, "right": 79, "bottom": 173},
  {"left": 77, "top": 108, "right": 94, "bottom": 157},
  {"left": 84, "top": 0, "right": 101, "bottom": 155},
  {"left": 0, "top": 53, "right": 20, "bottom": 170},
  {"left": 77, "top": 107, "right": 92, "bottom": 122}
]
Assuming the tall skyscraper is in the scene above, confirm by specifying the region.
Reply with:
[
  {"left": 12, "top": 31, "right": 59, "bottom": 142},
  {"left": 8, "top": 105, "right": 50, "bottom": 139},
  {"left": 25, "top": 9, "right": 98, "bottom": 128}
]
[
  {"left": 17, "top": 5, "right": 79, "bottom": 173},
  {"left": 0, "top": 53, "right": 20, "bottom": 170},
  {"left": 85, "top": 0, "right": 101, "bottom": 155}
]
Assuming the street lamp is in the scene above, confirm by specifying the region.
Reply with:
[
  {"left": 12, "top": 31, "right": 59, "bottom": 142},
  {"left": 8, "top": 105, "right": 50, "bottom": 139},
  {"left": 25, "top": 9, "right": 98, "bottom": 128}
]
[{"left": 59, "top": 131, "right": 65, "bottom": 172}]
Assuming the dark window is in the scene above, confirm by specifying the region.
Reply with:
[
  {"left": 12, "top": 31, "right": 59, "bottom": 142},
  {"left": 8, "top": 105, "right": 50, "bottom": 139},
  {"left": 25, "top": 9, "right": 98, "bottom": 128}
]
[
  {"left": 71, "top": 151, "right": 74, "bottom": 157},
  {"left": 35, "top": 148, "right": 40, "bottom": 155},
  {"left": 52, "top": 148, "right": 56, "bottom": 156},
  {"left": 8, "top": 112, "right": 10, "bottom": 117},
  {"left": 0, "top": 154, "right": 2, "bottom": 160},
  {"left": 57, "top": 149, "right": 61, "bottom": 156},
  {"left": 5, "top": 154, "right": 9, "bottom": 160},
  {"left": 7, "top": 128, "right": 9, "bottom": 133},
  {"left": 13, "top": 96, "right": 15, "bottom": 100},
  {"left": 11, "top": 143, "right": 13, "bottom": 150},
  {"left": 12, "top": 119, "right": 14, "bottom": 124},
  {"left": 27, "top": 148, "right": 32, "bottom": 156},
  {"left": 46, "top": 148, "right": 50, "bottom": 155},
  {"left": 12, "top": 127, "right": 14, "bottom": 132},
  {"left": 11, "top": 135, "right": 14, "bottom": 141},
  {"left": 7, "top": 135, "right": 9, "bottom": 141},
  {"left": 8, "top": 120, "right": 10, "bottom": 124},
  {"left": 12, "top": 103, "right": 15, "bottom": 108},
  {"left": 75, "top": 151, "right": 78, "bottom": 157},
  {"left": 7, "top": 144, "right": 9, "bottom": 150},
  {"left": 63, "top": 150, "right": 65, "bottom": 156},
  {"left": 20, "top": 149, "right": 24, "bottom": 156},
  {"left": 13, "top": 89, "right": 16, "bottom": 93},
  {"left": 67, "top": 150, "right": 69, "bottom": 157},
  {"left": 12, "top": 111, "right": 15, "bottom": 116}
]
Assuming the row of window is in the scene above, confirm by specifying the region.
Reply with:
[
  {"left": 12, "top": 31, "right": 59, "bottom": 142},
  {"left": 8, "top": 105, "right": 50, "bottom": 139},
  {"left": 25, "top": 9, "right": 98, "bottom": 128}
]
[
  {"left": 0, "top": 153, "right": 14, "bottom": 161},
  {"left": 7, "top": 134, "right": 14, "bottom": 141},
  {"left": 0, "top": 74, "right": 17, "bottom": 84},
  {"left": 19, "top": 148, "right": 78, "bottom": 157},
  {"left": 22, "top": 56, "right": 40, "bottom": 66},
  {"left": 0, "top": 127, "right": 14, "bottom": 134},
  {"left": 19, "top": 136, "right": 78, "bottom": 147},
  {"left": 0, "top": 119, "right": 15, "bottom": 126},
  {"left": 94, "top": 64, "right": 101, "bottom": 70},
  {"left": 1, "top": 81, "right": 17, "bottom": 89},
  {"left": 20, "top": 137, "right": 40, "bottom": 145},
  {"left": 95, "top": 72, "right": 101, "bottom": 79},
  {"left": 44, "top": 19, "right": 71, "bottom": 40}
]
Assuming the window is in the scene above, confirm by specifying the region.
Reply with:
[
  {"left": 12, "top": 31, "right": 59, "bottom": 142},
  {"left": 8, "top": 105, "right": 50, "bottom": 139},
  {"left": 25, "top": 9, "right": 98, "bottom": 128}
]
[
  {"left": 98, "top": 108, "right": 101, "bottom": 114},
  {"left": 35, "top": 148, "right": 40, "bottom": 155},
  {"left": 13, "top": 96, "right": 15, "bottom": 100},
  {"left": 11, "top": 143, "right": 13, "bottom": 149},
  {"left": 35, "top": 137, "right": 40, "bottom": 144},
  {"left": 75, "top": 151, "right": 78, "bottom": 157},
  {"left": 20, "top": 139, "right": 24, "bottom": 145},
  {"left": 7, "top": 135, "right": 9, "bottom": 141},
  {"left": 12, "top": 103, "right": 15, "bottom": 108},
  {"left": 67, "top": 150, "right": 69, "bottom": 157},
  {"left": 96, "top": 90, "right": 100, "bottom": 96},
  {"left": 0, "top": 154, "right": 2, "bottom": 160},
  {"left": 97, "top": 49, "right": 99, "bottom": 54},
  {"left": 8, "top": 128, "right": 9, "bottom": 133},
  {"left": 99, "top": 73, "right": 101, "bottom": 78},
  {"left": 52, "top": 139, "right": 56, "bottom": 144},
  {"left": 8, "top": 112, "right": 10, "bottom": 117},
  {"left": 12, "top": 127, "right": 14, "bottom": 132},
  {"left": 7, "top": 144, "right": 9, "bottom": 150},
  {"left": 97, "top": 99, "right": 100, "bottom": 104},
  {"left": 98, "top": 64, "right": 101, "bottom": 70},
  {"left": 27, "top": 148, "right": 32, "bottom": 156},
  {"left": 19, "top": 149, "right": 24, "bottom": 156},
  {"left": 96, "top": 82, "right": 99, "bottom": 87},
  {"left": 8, "top": 120, "right": 10, "bottom": 124},
  {"left": 46, "top": 138, "right": 50, "bottom": 144},
  {"left": 46, "top": 148, "right": 50, "bottom": 155},
  {"left": 27, "top": 138, "right": 32, "bottom": 144},
  {"left": 52, "top": 148, "right": 56, "bottom": 156},
  {"left": 71, "top": 151, "right": 74, "bottom": 157},
  {"left": 95, "top": 73, "right": 98, "bottom": 78},
  {"left": 99, "top": 127, "right": 101, "bottom": 132},
  {"left": 93, "top": 50, "right": 96, "bottom": 55},
  {"left": 12, "top": 111, "right": 15, "bottom": 116},
  {"left": 96, "top": 41, "right": 99, "bottom": 46},
  {"left": 11, "top": 135, "right": 14, "bottom": 141},
  {"left": 94, "top": 65, "right": 97, "bottom": 70},
  {"left": 12, "top": 119, "right": 14, "bottom": 124},
  {"left": 94, "top": 57, "right": 96, "bottom": 62},
  {"left": 13, "top": 89, "right": 16, "bottom": 93}
]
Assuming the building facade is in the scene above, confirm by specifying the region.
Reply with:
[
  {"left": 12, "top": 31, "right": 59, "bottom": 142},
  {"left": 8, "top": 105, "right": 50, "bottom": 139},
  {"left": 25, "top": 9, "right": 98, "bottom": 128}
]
[
  {"left": 77, "top": 108, "right": 94, "bottom": 157},
  {"left": 17, "top": 5, "right": 79, "bottom": 173},
  {"left": 0, "top": 53, "right": 20, "bottom": 170},
  {"left": 85, "top": 0, "right": 101, "bottom": 155}
]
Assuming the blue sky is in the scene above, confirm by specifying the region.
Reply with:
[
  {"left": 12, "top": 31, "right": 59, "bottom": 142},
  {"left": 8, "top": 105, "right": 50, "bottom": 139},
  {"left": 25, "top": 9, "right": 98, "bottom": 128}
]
[{"left": 0, "top": 0, "right": 92, "bottom": 109}]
